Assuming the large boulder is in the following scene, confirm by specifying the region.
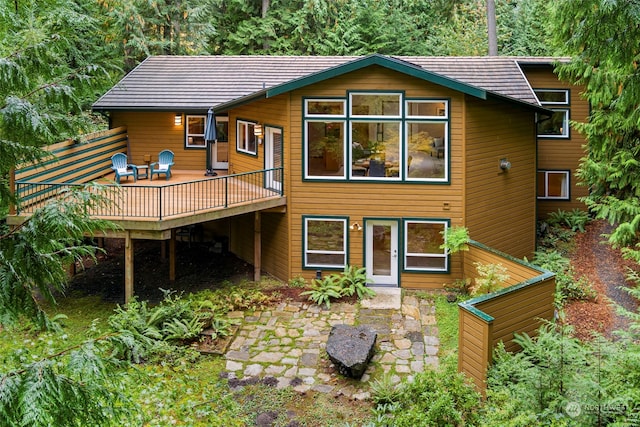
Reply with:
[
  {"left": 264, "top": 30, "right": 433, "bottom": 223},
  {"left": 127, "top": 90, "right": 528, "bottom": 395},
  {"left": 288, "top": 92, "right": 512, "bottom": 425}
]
[{"left": 326, "top": 324, "right": 377, "bottom": 379}]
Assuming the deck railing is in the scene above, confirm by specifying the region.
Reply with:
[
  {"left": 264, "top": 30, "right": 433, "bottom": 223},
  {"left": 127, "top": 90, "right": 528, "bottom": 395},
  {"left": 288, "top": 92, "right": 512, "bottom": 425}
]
[{"left": 15, "top": 168, "right": 284, "bottom": 220}]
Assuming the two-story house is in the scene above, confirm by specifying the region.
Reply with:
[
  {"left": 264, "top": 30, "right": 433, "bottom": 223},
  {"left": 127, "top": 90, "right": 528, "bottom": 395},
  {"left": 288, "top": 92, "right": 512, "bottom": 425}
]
[{"left": 80, "top": 54, "right": 586, "bottom": 297}]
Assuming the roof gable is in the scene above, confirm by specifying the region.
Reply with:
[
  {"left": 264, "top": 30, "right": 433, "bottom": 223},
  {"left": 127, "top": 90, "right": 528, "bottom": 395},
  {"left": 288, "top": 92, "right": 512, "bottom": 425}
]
[{"left": 267, "top": 54, "right": 486, "bottom": 100}]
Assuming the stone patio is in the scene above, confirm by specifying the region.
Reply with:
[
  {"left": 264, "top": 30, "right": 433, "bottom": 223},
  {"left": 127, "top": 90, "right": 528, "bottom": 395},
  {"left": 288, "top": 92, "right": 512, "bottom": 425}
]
[{"left": 223, "top": 290, "right": 440, "bottom": 400}]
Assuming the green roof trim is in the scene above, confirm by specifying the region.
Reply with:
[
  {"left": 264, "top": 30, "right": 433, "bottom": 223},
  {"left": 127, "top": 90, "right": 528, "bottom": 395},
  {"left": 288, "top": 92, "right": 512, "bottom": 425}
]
[{"left": 266, "top": 54, "right": 487, "bottom": 100}]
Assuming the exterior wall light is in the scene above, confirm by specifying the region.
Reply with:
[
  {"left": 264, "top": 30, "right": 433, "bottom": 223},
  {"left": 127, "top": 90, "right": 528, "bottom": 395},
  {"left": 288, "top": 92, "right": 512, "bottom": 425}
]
[
  {"left": 254, "top": 123, "right": 263, "bottom": 137},
  {"left": 350, "top": 222, "right": 362, "bottom": 231},
  {"left": 174, "top": 114, "right": 182, "bottom": 126},
  {"left": 499, "top": 158, "right": 511, "bottom": 171}
]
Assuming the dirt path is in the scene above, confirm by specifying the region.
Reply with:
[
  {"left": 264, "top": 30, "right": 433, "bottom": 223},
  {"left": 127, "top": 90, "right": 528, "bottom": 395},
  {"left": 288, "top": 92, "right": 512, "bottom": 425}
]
[{"left": 567, "top": 220, "right": 638, "bottom": 339}]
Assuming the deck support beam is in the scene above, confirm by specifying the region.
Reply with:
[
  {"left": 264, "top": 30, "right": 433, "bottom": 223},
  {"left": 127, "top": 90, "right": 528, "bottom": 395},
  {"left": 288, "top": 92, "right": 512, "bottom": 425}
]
[
  {"left": 254, "top": 212, "right": 261, "bottom": 282},
  {"left": 124, "top": 232, "right": 134, "bottom": 304},
  {"left": 170, "top": 230, "right": 176, "bottom": 281}
]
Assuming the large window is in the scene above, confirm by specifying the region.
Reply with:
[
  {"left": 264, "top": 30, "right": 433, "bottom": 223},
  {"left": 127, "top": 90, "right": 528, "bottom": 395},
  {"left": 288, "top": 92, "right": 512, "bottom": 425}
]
[
  {"left": 404, "top": 220, "right": 448, "bottom": 271},
  {"left": 303, "top": 217, "right": 347, "bottom": 268},
  {"left": 304, "top": 94, "right": 449, "bottom": 182},
  {"left": 536, "top": 89, "right": 570, "bottom": 138},
  {"left": 537, "top": 170, "right": 570, "bottom": 199},
  {"left": 186, "top": 115, "right": 206, "bottom": 148},
  {"left": 237, "top": 120, "right": 258, "bottom": 155}
]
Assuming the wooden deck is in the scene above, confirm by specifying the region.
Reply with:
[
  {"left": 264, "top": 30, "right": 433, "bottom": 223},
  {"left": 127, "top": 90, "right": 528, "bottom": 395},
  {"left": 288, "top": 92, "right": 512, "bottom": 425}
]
[{"left": 10, "top": 169, "right": 286, "bottom": 238}]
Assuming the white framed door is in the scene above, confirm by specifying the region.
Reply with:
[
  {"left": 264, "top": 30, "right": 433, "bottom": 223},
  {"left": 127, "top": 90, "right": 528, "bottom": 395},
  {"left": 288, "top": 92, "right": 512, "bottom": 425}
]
[
  {"left": 365, "top": 220, "right": 399, "bottom": 286},
  {"left": 212, "top": 116, "right": 229, "bottom": 169},
  {"left": 265, "top": 126, "right": 283, "bottom": 191}
]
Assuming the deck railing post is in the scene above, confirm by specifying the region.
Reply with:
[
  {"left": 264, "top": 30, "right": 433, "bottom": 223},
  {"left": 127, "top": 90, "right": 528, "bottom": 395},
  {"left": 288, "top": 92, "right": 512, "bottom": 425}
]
[{"left": 159, "top": 186, "right": 163, "bottom": 220}]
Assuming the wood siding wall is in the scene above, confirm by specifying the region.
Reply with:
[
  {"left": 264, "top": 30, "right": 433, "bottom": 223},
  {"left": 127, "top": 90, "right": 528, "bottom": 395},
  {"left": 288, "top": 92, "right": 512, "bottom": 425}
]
[
  {"left": 13, "top": 127, "right": 128, "bottom": 208},
  {"left": 458, "top": 241, "right": 555, "bottom": 392},
  {"left": 285, "top": 66, "right": 466, "bottom": 287},
  {"left": 15, "top": 127, "right": 128, "bottom": 183},
  {"left": 522, "top": 66, "right": 589, "bottom": 219},
  {"left": 464, "top": 96, "right": 537, "bottom": 260},
  {"left": 226, "top": 96, "right": 291, "bottom": 281},
  {"left": 111, "top": 112, "right": 206, "bottom": 170}
]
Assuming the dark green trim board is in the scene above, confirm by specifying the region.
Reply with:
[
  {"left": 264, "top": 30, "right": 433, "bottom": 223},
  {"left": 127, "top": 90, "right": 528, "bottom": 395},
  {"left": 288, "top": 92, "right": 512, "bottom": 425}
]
[{"left": 269, "top": 54, "right": 487, "bottom": 100}]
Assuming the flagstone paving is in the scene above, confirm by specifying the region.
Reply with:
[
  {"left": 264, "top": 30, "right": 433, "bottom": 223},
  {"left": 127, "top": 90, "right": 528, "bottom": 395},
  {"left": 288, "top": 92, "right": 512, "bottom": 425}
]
[{"left": 223, "top": 290, "right": 440, "bottom": 400}]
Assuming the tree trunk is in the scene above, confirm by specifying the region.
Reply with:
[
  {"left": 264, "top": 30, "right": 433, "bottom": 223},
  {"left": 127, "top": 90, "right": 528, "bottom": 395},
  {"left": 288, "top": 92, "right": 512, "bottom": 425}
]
[{"left": 487, "top": 0, "right": 497, "bottom": 56}]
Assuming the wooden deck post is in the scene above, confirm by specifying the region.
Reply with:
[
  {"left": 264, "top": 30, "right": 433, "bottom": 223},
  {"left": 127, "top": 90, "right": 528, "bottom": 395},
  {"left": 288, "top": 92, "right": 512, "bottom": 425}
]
[
  {"left": 9, "top": 168, "right": 15, "bottom": 215},
  {"left": 169, "top": 230, "right": 176, "bottom": 281},
  {"left": 254, "top": 212, "right": 261, "bottom": 282},
  {"left": 124, "top": 233, "right": 134, "bottom": 304}
]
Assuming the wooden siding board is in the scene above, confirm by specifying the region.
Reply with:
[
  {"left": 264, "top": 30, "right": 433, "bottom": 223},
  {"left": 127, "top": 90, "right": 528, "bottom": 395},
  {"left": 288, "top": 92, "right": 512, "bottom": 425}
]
[{"left": 463, "top": 96, "right": 537, "bottom": 260}]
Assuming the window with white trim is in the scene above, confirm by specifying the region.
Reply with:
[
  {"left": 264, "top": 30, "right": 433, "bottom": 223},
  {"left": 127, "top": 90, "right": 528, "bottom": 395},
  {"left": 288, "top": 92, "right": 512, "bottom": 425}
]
[
  {"left": 536, "top": 89, "right": 570, "bottom": 138},
  {"left": 186, "top": 115, "right": 206, "bottom": 148},
  {"left": 237, "top": 120, "right": 257, "bottom": 155},
  {"left": 304, "top": 94, "right": 449, "bottom": 182},
  {"left": 303, "top": 217, "right": 347, "bottom": 268},
  {"left": 404, "top": 220, "right": 448, "bottom": 271},
  {"left": 537, "top": 170, "right": 570, "bottom": 199}
]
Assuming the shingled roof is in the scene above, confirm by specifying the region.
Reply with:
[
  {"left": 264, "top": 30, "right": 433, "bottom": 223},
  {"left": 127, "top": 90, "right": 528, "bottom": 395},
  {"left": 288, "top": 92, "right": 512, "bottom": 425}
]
[{"left": 92, "top": 54, "right": 561, "bottom": 113}]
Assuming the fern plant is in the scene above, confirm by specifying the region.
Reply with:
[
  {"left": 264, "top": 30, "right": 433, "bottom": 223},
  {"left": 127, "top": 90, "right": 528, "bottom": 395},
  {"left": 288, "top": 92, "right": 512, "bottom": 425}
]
[
  {"left": 301, "top": 275, "right": 343, "bottom": 308},
  {"left": 339, "top": 265, "right": 376, "bottom": 299}
]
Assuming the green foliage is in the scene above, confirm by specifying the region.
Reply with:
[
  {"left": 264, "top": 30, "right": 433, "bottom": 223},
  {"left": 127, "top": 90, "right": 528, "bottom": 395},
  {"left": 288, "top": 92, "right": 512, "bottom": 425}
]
[
  {"left": 0, "top": 339, "right": 136, "bottom": 427},
  {"left": 485, "top": 321, "right": 640, "bottom": 425},
  {"left": 547, "top": 209, "right": 590, "bottom": 233},
  {"left": 107, "top": 290, "right": 206, "bottom": 363},
  {"left": 0, "top": 186, "right": 115, "bottom": 330},
  {"left": 301, "top": 266, "right": 376, "bottom": 308},
  {"left": 371, "top": 364, "right": 481, "bottom": 426},
  {"left": 288, "top": 275, "right": 307, "bottom": 288},
  {"left": 440, "top": 225, "right": 470, "bottom": 254},
  {"left": 301, "top": 275, "right": 343, "bottom": 309},
  {"left": 554, "top": 0, "right": 640, "bottom": 262},
  {"left": 532, "top": 250, "right": 596, "bottom": 307},
  {"left": 470, "top": 262, "right": 509, "bottom": 296},
  {"left": 338, "top": 265, "right": 376, "bottom": 299}
]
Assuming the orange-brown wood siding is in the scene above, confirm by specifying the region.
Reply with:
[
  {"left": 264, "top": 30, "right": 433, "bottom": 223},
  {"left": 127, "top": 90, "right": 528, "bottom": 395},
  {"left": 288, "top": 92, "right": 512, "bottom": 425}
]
[
  {"left": 111, "top": 112, "right": 206, "bottom": 169},
  {"left": 285, "top": 66, "right": 465, "bottom": 288},
  {"left": 522, "top": 67, "right": 589, "bottom": 218},
  {"left": 464, "top": 96, "right": 537, "bottom": 260},
  {"left": 458, "top": 309, "right": 492, "bottom": 392},
  {"left": 226, "top": 96, "right": 291, "bottom": 281}
]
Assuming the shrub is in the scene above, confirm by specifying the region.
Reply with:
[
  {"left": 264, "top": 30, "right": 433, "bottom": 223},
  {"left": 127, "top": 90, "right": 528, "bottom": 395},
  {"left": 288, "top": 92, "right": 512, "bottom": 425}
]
[
  {"left": 531, "top": 250, "right": 596, "bottom": 306},
  {"left": 371, "top": 365, "right": 481, "bottom": 426},
  {"left": 470, "top": 262, "right": 509, "bottom": 296},
  {"left": 287, "top": 275, "right": 307, "bottom": 288}
]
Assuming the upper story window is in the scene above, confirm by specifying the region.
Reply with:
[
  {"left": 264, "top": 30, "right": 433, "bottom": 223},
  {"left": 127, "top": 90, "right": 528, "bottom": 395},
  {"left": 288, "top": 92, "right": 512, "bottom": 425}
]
[
  {"left": 237, "top": 119, "right": 258, "bottom": 155},
  {"left": 535, "top": 89, "right": 570, "bottom": 138},
  {"left": 304, "top": 93, "right": 449, "bottom": 182},
  {"left": 186, "top": 115, "right": 206, "bottom": 148}
]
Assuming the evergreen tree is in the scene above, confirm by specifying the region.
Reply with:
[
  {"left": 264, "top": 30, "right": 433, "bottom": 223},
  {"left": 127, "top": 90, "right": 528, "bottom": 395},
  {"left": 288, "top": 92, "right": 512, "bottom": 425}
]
[{"left": 553, "top": 0, "right": 640, "bottom": 262}]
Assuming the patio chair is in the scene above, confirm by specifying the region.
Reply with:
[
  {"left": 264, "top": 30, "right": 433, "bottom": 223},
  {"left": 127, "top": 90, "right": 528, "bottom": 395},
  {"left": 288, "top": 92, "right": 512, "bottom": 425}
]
[
  {"left": 110, "top": 153, "right": 138, "bottom": 184},
  {"left": 150, "top": 149, "right": 175, "bottom": 180}
]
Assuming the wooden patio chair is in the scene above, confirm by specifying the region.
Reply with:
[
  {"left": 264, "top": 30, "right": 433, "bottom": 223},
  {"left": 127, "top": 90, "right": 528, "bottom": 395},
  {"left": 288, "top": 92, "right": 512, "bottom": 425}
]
[
  {"left": 150, "top": 149, "right": 175, "bottom": 180},
  {"left": 110, "top": 153, "right": 138, "bottom": 184}
]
